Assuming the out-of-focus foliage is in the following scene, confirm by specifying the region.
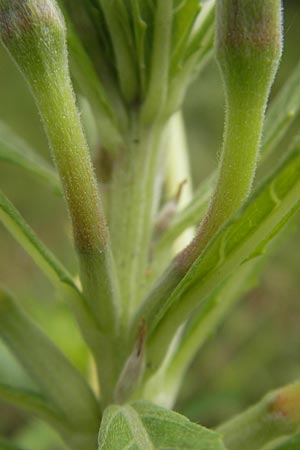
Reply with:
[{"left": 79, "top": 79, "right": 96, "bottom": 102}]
[{"left": 0, "top": 1, "right": 300, "bottom": 448}]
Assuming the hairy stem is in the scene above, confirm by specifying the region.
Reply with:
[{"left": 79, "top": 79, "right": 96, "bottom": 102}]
[
  {"left": 217, "top": 383, "right": 300, "bottom": 450},
  {"left": 109, "top": 119, "right": 164, "bottom": 326}
]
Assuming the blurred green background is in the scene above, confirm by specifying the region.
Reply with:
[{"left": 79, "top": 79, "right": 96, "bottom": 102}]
[{"left": 0, "top": 2, "right": 300, "bottom": 448}]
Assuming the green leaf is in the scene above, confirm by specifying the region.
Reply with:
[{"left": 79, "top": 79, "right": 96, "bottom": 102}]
[
  {"left": 183, "top": 1, "right": 215, "bottom": 62},
  {"left": 0, "top": 190, "right": 77, "bottom": 294},
  {"left": 0, "top": 191, "right": 113, "bottom": 387},
  {"left": 14, "top": 420, "right": 68, "bottom": 450},
  {"left": 165, "top": 1, "right": 215, "bottom": 124},
  {"left": 0, "top": 339, "right": 34, "bottom": 388},
  {"left": 98, "top": 400, "right": 227, "bottom": 450},
  {"left": 0, "top": 439, "right": 27, "bottom": 450},
  {"left": 140, "top": 145, "right": 300, "bottom": 372},
  {"left": 65, "top": 19, "right": 123, "bottom": 152},
  {"left": 262, "top": 434, "right": 300, "bottom": 450},
  {"left": 141, "top": 0, "right": 173, "bottom": 123},
  {"left": 0, "top": 382, "right": 64, "bottom": 426},
  {"left": 0, "top": 121, "right": 61, "bottom": 194},
  {"left": 0, "top": 288, "right": 100, "bottom": 432},
  {"left": 154, "top": 262, "right": 257, "bottom": 407},
  {"left": 262, "top": 60, "right": 300, "bottom": 157},
  {"left": 98, "top": 0, "right": 138, "bottom": 103},
  {"left": 129, "top": 0, "right": 148, "bottom": 94},
  {"left": 171, "top": 0, "right": 202, "bottom": 74}
]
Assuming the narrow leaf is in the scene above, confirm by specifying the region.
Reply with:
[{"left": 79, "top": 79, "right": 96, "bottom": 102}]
[
  {"left": 98, "top": 0, "right": 138, "bottom": 102},
  {"left": 0, "top": 192, "right": 120, "bottom": 408},
  {"left": 141, "top": 0, "right": 173, "bottom": 122},
  {"left": 139, "top": 145, "right": 300, "bottom": 372},
  {"left": 65, "top": 21, "right": 123, "bottom": 152},
  {"left": 262, "top": 434, "right": 300, "bottom": 450},
  {"left": 158, "top": 262, "right": 256, "bottom": 406},
  {"left": 0, "top": 382, "right": 64, "bottom": 426},
  {"left": 171, "top": 0, "right": 202, "bottom": 74},
  {"left": 165, "top": 1, "right": 215, "bottom": 126},
  {"left": 0, "top": 190, "right": 77, "bottom": 293},
  {"left": 183, "top": 0, "right": 215, "bottom": 62},
  {"left": 0, "top": 439, "right": 26, "bottom": 450},
  {"left": 98, "top": 400, "right": 227, "bottom": 450},
  {"left": 130, "top": 0, "right": 148, "bottom": 94},
  {"left": 262, "top": 60, "right": 300, "bottom": 156},
  {"left": 0, "top": 121, "right": 61, "bottom": 194},
  {"left": 0, "top": 288, "right": 100, "bottom": 431}
]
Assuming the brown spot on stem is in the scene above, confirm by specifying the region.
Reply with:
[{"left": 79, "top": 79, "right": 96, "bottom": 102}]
[
  {"left": 269, "top": 384, "right": 300, "bottom": 422},
  {"left": 0, "top": 0, "right": 64, "bottom": 44},
  {"left": 217, "top": 0, "right": 282, "bottom": 52}
]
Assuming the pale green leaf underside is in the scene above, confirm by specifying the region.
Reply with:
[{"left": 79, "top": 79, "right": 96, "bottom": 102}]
[{"left": 98, "top": 400, "right": 226, "bottom": 450}]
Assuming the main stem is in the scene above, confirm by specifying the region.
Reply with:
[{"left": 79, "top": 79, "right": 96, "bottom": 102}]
[{"left": 108, "top": 117, "right": 164, "bottom": 328}]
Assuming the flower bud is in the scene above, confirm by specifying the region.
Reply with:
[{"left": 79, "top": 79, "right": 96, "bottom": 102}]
[
  {"left": 0, "top": 0, "right": 66, "bottom": 88},
  {"left": 216, "top": 0, "right": 283, "bottom": 100}
]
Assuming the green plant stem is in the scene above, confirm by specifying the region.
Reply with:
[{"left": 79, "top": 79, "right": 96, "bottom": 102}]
[
  {"left": 0, "top": 0, "right": 121, "bottom": 336},
  {"left": 30, "top": 77, "right": 121, "bottom": 405},
  {"left": 32, "top": 72, "right": 120, "bottom": 334},
  {"left": 133, "top": 91, "right": 265, "bottom": 361},
  {"left": 158, "top": 52, "right": 300, "bottom": 248},
  {"left": 109, "top": 120, "right": 164, "bottom": 325},
  {"left": 189, "top": 0, "right": 283, "bottom": 267},
  {"left": 131, "top": 0, "right": 283, "bottom": 374},
  {"left": 178, "top": 93, "right": 269, "bottom": 271},
  {"left": 217, "top": 383, "right": 300, "bottom": 450}
]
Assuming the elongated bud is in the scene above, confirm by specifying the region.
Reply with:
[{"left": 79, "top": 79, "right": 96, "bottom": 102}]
[
  {"left": 0, "top": 0, "right": 66, "bottom": 86},
  {"left": 216, "top": 0, "right": 283, "bottom": 99},
  {"left": 114, "top": 320, "right": 147, "bottom": 404},
  {"left": 0, "top": 0, "right": 121, "bottom": 330}
]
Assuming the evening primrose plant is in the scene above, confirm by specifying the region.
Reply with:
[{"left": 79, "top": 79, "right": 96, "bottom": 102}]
[{"left": 0, "top": 0, "right": 300, "bottom": 449}]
